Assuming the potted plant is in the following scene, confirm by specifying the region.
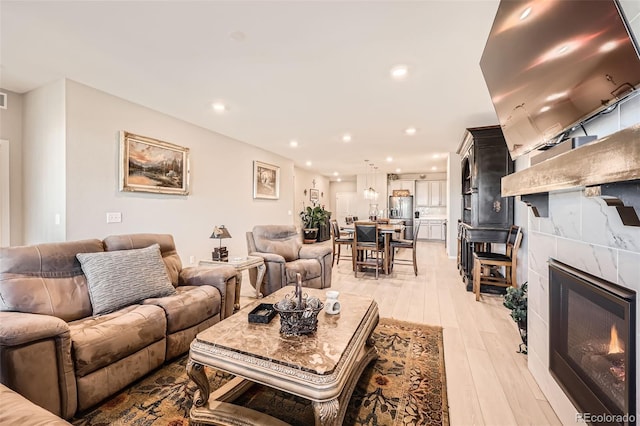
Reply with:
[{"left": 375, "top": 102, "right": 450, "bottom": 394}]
[
  {"left": 503, "top": 282, "right": 528, "bottom": 354},
  {"left": 299, "top": 205, "right": 331, "bottom": 243}
]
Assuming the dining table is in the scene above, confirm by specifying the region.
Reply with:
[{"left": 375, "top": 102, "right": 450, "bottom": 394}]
[{"left": 340, "top": 223, "right": 403, "bottom": 275}]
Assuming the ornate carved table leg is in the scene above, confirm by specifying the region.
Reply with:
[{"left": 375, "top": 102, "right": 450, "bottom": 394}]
[
  {"left": 255, "top": 263, "right": 266, "bottom": 298},
  {"left": 312, "top": 399, "right": 340, "bottom": 426},
  {"left": 186, "top": 359, "right": 210, "bottom": 408}
]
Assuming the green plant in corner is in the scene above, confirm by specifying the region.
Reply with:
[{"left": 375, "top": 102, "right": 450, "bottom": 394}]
[
  {"left": 299, "top": 205, "right": 331, "bottom": 243},
  {"left": 503, "top": 281, "right": 528, "bottom": 354}
]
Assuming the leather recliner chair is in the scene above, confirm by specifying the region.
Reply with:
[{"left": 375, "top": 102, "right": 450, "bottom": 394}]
[{"left": 246, "top": 225, "right": 332, "bottom": 296}]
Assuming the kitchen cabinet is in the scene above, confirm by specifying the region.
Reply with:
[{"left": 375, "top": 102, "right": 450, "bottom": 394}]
[
  {"left": 415, "top": 181, "right": 428, "bottom": 205},
  {"left": 388, "top": 179, "right": 415, "bottom": 195},
  {"left": 429, "top": 181, "right": 446, "bottom": 206},
  {"left": 417, "top": 221, "right": 430, "bottom": 239},
  {"left": 415, "top": 180, "right": 446, "bottom": 207},
  {"left": 417, "top": 219, "right": 445, "bottom": 240},
  {"left": 428, "top": 221, "right": 444, "bottom": 240}
]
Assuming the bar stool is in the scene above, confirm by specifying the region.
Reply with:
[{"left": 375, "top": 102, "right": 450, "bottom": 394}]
[{"left": 472, "top": 225, "right": 523, "bottom": 301}]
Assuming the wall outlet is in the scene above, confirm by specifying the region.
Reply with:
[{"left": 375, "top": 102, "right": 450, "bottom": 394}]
[
  {"left": 106, "top": 212, "right": 122, "bottom": 223},
  {"left": 54, "top": 213, "right": 61, "bottom": 225},
  {"left": 189, "top": 255, "right": 195, "bottom": 264}
]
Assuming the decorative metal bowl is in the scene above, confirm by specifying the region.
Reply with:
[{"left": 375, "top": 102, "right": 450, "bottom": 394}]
[{"left": 273, "top": 292, "right": 323, "bottom": 336}]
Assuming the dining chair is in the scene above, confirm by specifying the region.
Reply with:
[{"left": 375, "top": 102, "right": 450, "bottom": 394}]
[
  {"left": 472, "top": 225, "right": 523, "bottom": 301},
  {"left": 353, "top": 221, "right": 385, "bottom": 279},
  {"left": 330, "top": 219, "right": 353, "bottom": 266},
  {"left": 390, "top": 220, "right": 420, "bottom": 276}
]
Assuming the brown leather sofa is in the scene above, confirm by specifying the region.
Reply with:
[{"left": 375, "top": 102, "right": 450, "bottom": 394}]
[
  {"left": 246, "top": 225, "right": 332, "bottom": 296},
  {"left": 0, "top": 234, "right": 237, "bottom": 420},
  {"left": 0, "top": 384, "right": 72, "bottom": 425}
]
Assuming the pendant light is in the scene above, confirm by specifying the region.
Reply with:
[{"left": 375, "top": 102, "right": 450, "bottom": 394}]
[{"left": 363, "top": 161, "right": 378, "bottom": 200}]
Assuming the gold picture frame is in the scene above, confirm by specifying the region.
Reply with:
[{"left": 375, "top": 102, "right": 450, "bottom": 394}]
[
  {"left": 120, "top": 131, "right": 190, "bottom": 195},
  {"left": 309, "top": 188, "right": 319, "bottom": 202},
  {"left": 253, "top": 161, "right": 280, "bottom": 199}
]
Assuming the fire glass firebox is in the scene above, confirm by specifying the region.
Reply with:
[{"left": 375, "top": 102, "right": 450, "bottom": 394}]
[{"left": 549, "top": 259, "right": 636, "bottom": 425}]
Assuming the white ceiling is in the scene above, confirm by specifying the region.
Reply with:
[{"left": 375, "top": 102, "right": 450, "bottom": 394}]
[{"left": 0, "top": 0, "right": 502, "bottom": 180}]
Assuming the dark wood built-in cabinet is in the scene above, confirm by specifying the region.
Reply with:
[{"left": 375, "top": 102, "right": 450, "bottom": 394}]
[{"left": 457, "top": 125, "right": 514, "bottom": 290}]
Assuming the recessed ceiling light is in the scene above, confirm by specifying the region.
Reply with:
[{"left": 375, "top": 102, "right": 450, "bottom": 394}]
[
  {"left": 212, "top": 102, "right": 227, "bottom": 112},
  {"left": 337, "top": 178, "right": 342, "bottom": 182},
  {"left": 305, "top": 161, "right": 312, "bottom": 167},
  {"left": 432, "top": 154, "right": 440, "bottom": 159},
  {"left": 395, "top": 168, "right": 402, "bottom": 173},
  {"left": 289, "top": 140, "right": 298, "bottom": 147},
  {"left": 386, "top": 156, "right": 393, "bottom": 162},
  {"left": 431, "top": 166, "right": 437, "bottom": 171},
  {"left": 546, "top": 91, "right": 568, "bottom": 101},
  {"left": 519, "top": 7, "right": 532, "bottom": 21},
  {"left": 333, "top": 171, "right": 339, "bottom": 176},
  {"left": 404, "top": 127, "right": 417, "bottom": 136},
  {"left": 342, "top": 134, "right": 352, "bottom": 142},
  {"left": 390, "top": 65, "right": 408, "bottom": 80}
]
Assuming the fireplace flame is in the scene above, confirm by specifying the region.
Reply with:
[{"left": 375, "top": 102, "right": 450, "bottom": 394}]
[{"left": 607, "top": 324, "right": 623, "bottom": 354}]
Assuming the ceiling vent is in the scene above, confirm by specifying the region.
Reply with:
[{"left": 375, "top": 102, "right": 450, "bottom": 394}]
[{"left": 0, "top": 92, "right": 6, "bottom": 109}]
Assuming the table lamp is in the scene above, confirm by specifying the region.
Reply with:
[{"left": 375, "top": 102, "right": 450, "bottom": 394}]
[{"left": 210, "top": 225, "right": 231, "bottom": 261}]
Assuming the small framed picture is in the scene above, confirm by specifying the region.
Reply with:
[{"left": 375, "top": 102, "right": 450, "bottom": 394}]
[
  {"left": 253, "top": 161, "right": 280, "bottom": 199},
  {"left": 310, "top": 188, "right": 319, "bottom": 202},
  {"left": 119, "top": 131, "right": 190, "bottom": 195}
]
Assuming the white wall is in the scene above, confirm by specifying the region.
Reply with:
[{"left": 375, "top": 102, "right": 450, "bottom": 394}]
[
  {"left": 0, "top": 140, "right": 9, "bottom": 246},
  {"left": 293, "top": 166, "right": 330, "bottom": 227},
  {"left": 446, "top": 152, "right": 461, "bottom": 258},
  {"left": 23, "top": 80, "right": 66, "bottom": 243},
  {"left": 23, "top": 79, "right": 296, "bottom": 262},
  {"left": 0, "top": 89, "right": 24, "bottom": 246},
  {"left": 328, "top": 180, "right": 357, "bottom": 222}
]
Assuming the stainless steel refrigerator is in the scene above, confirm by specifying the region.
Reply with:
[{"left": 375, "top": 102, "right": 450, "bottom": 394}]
[{"left": 389, "top": 196, "right": 413, "bottom": 239}]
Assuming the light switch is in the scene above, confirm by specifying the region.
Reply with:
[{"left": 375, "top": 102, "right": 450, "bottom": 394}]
[{"left": 106, "top": 212, "right": 122, "bottom": 223}]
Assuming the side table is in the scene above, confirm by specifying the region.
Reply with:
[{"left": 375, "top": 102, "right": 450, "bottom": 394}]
[{"left": 199, "top": 256, "right": 266, "bottom": 310}]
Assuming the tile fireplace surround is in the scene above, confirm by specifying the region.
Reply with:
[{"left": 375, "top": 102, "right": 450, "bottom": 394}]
[
  {"left": 509, "top": 91, "right": 640, "bottom": 424},
  {"left": 527, "top": 190, "right": 639, "bottom": 423}
]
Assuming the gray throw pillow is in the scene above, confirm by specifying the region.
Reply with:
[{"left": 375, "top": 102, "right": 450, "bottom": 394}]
[{"left": 77, "top": 243, "right": 176, "bottom": 315}]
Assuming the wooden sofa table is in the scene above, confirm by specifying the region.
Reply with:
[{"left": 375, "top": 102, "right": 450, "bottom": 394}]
[{"left": 187, "top": 287, "right": 379, "bottom": 426}]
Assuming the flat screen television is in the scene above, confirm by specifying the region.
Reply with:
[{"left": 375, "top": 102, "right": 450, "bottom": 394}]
[{"left": 480, "top": 0, "right": 640, "bottom": 159}]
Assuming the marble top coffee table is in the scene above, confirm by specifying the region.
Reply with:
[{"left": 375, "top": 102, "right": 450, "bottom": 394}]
[{"left": 187, "top": 287, "right": 379, "bottom": 426}]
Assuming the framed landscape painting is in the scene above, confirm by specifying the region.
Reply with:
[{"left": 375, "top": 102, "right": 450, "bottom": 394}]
[
  {"left": 120, "top": 131, "right": 190, "bottom": 195},
  {"left": 253, "top": 161, "right": 280, "bottom": 199}
]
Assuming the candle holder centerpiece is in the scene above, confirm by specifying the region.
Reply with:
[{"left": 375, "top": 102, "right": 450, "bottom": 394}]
[{"left": 273, "top": 273, "right": 323, "bottom": 336}]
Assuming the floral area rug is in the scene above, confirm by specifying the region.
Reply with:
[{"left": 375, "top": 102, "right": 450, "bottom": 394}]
[{"left": 72, "top": 318, "right": 448, "bottom": 426}]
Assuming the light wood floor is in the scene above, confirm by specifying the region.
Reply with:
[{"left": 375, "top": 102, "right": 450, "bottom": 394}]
[{"left": 238, "top": 241, "right": 561, "bottom": 425}]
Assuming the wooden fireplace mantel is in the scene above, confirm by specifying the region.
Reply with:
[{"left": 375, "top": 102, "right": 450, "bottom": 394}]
[{"left": 501, "top": 124, "right": 640, "bottom": 226}]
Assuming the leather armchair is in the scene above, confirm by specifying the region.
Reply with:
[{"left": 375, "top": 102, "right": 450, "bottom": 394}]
[{"left": 246, "top": 225, "right": 332, "bottom": 296}]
